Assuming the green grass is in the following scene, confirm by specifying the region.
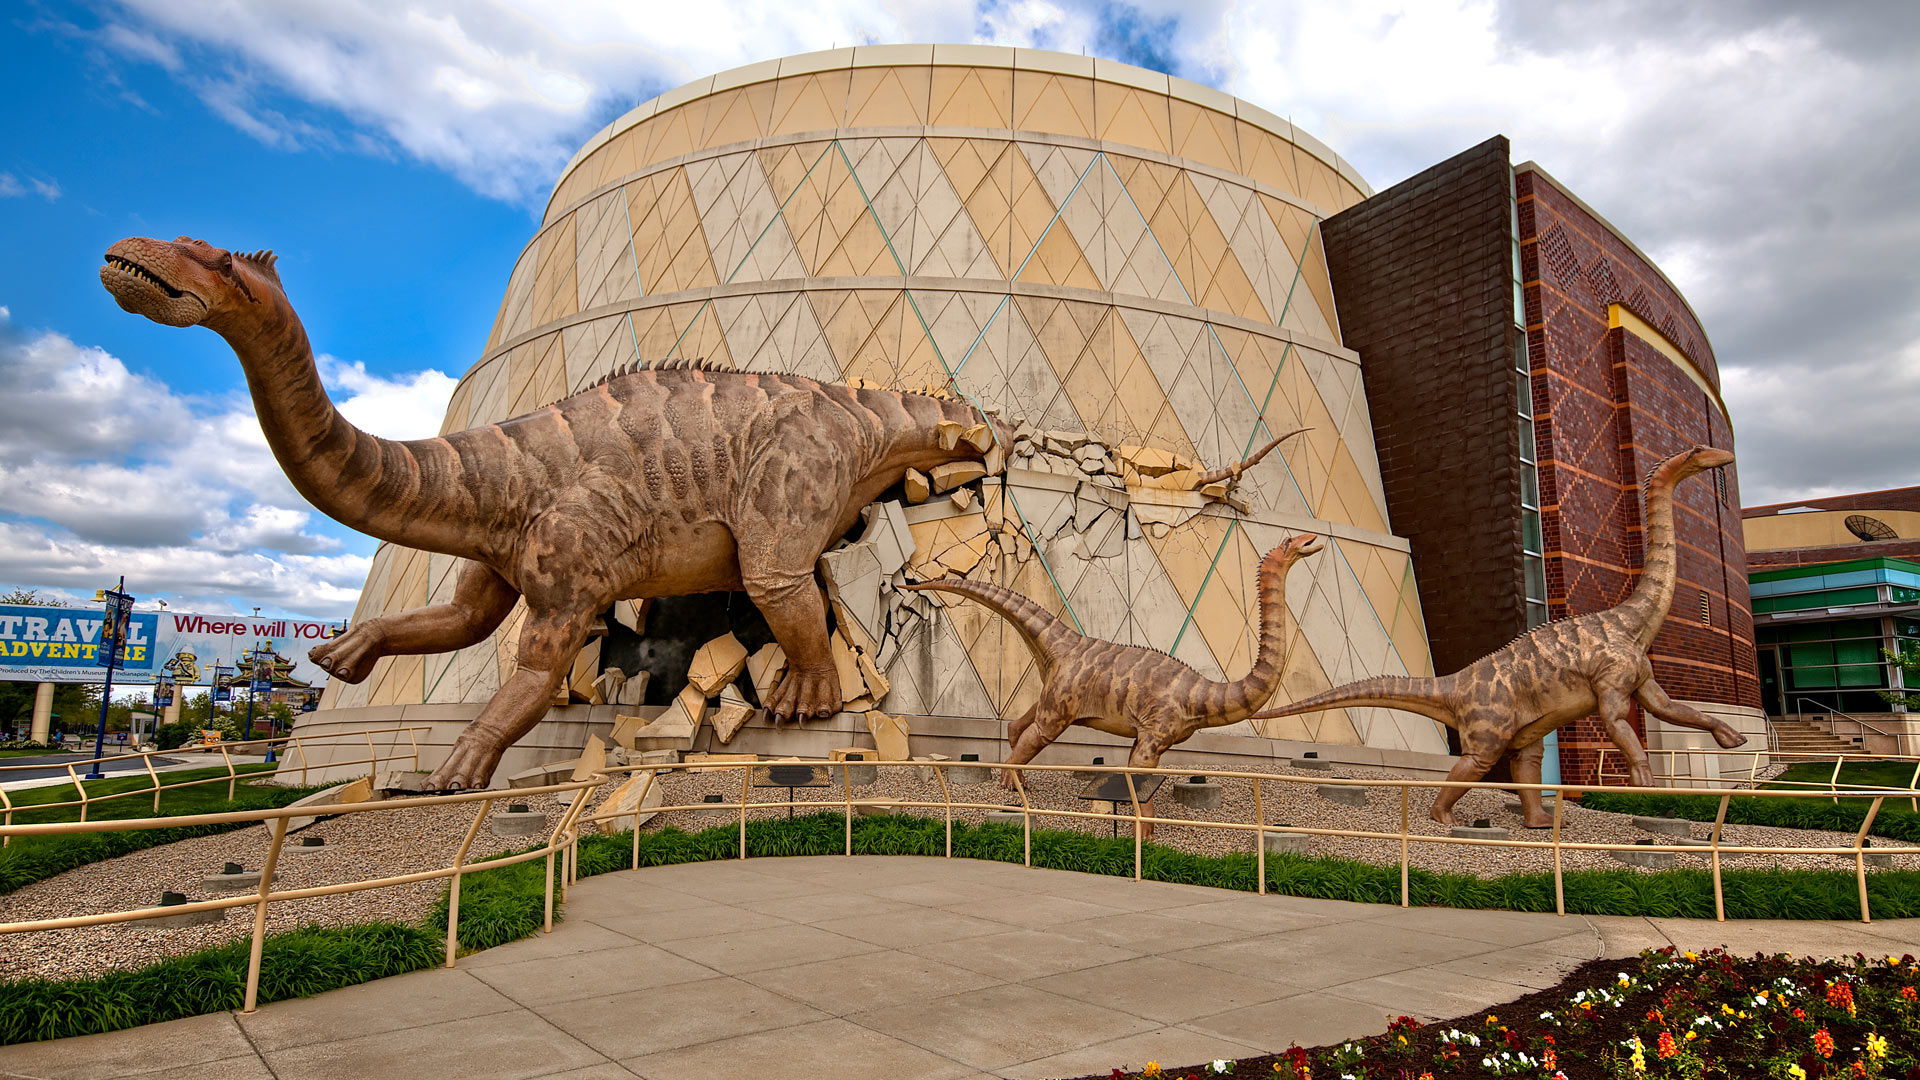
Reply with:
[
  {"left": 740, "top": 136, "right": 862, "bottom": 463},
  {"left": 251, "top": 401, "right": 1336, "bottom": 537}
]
[
  {"left": 1767, "top": 759, "right": 1920, "bottom": 792},
  {"left": 0, "top": 764, "right": 326, "bottom": 895},
  {"left": 0, "top": 748, "right": 73, "bottom": 759},
  {"left": 9, "top": 810, "right": 1920, "bottom": 1047}
]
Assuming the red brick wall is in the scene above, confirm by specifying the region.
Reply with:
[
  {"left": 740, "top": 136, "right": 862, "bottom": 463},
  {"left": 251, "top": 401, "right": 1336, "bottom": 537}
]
[{"left": 1519, "top": 170, "right": 1760, "bottom": 786}]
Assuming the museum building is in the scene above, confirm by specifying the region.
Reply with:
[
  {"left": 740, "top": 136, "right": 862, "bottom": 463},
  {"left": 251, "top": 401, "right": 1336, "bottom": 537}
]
[{"left": 300, "top": 47, "right": 1763, "bottom": 787}]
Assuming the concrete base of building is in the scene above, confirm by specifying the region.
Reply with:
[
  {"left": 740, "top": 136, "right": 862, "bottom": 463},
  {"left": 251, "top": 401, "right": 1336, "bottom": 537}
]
[{"left": 277, "top": 704, "right": 1459, "bottom": 789}]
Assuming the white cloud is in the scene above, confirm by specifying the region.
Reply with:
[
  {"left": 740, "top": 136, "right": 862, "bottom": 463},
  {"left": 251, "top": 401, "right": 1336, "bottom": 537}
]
[
  {"left": 84, "top": 0, "right": 1920, "bottom": 504},
  {"left": 0, "top": 312, "right": 455, "bottom": 617},
  {"left": 319, "top": 357, "right": 460, "bottom": 441},
  {"left": 0, "top": 173, "right": 60, "bottom": 202}
]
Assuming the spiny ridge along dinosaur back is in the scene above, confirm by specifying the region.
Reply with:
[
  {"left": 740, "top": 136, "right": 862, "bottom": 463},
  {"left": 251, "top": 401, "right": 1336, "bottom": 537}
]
[
  {"left": 1253, "top": 445, "right": 1746, "bottom": 827},
  {"left": 100, "top": 234, "right": 1009, "bottom": 791},
  {"left": 903, "top": 523, "right": 1322, "bottom": 789}
]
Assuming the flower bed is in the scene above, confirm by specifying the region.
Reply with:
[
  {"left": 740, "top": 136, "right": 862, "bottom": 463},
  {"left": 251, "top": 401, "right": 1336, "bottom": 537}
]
[{"left": 1079, "top": 948, "right": 1920, "bottom": 1079}]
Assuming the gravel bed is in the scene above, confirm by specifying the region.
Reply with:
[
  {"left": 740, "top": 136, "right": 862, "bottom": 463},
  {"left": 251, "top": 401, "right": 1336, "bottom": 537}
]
[
  {"left": 3, "top": 762, "right": 1910, "bottom": 983},
  {"left": 0, "top": 785, "right": 574, "bottom": 982}
]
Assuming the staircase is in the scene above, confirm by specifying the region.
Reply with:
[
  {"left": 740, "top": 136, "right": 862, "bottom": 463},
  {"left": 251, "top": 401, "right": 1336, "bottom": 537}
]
[{"left": 1768, "top": 717, "right": 1862, "bottom": 759}]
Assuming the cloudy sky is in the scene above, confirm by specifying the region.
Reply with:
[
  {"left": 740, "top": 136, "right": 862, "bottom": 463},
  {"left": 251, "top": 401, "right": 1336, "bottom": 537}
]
[{"left": 1, "top": 0, "right": 1914, "bottom": 617}]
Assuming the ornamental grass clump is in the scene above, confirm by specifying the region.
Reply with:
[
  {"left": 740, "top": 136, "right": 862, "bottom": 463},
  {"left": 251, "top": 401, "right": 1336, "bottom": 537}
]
[{"left": 1081, "top": 949, "right": 1920, "bottom": 1079}]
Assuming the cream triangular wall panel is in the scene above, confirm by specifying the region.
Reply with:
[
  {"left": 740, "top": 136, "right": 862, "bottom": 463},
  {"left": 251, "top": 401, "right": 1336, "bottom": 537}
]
[
  {"left": 1000, "top": 299, "right": 1088, "bottom": 433},
  {"left": 629, "top": 168, "right": 720, "bottom": 296},
  {"left": 857, "top": 139, "right": 940, "bottom": 274},
  {"left": 1095, "top": 83, "right": 1172, "bottom": 156},
  {"left": 769, "top": 71, "right": 852, "bottom": 137},
  {"left": 693, "top": 151, "right": 790, "bottom": 285},
  {"left": 640, "top": 101, "right": 703, "bottom": 167},
  {"left": 588, "top": 126, "right": 641, "bottom": 191},
  {"left": 571, "top": 190, "right": 622, "bottom": 311},
  {"left": 1103, "top": 157, "right": 1192, "bottom": 306},
  {"left": 530, "top": 214, "right": 578, "bottom": 328},
  {"left": 1063, "top": 547, "right": 1132, "bottom": 645},
  {"left": 845, "top": 64, "right": 930, "bottom": 128},
  {"left": 672, "top": 302, "right": 736, "bottom": 369},
  {"left": 495, "top": 236, "right": 542, "bottom": 346},
  {"left": 1170, "top": 99, "right": 1241, "bottom": 175},
  {"left": 1235, "top": 122, "right": 1301, "bottom": 199},
  {"left": 1296, "top": 228, "right": 1342, "bottom": 346},
  {"left": 438, "top": 379, "right": 474, "bottom": 437},
  {"left": 466, "top": 349, "right": 515, "bottom": 428},
  {"left": 1014, "top": 72, "right": 1096, "bottom": 140},
  {"left": 930, "top": 65, "right": 1012, "bottom": 129},
  {"left": 697, "top": 83, "right": 775, "bottom": 151},
  {"left": 927, "top": 614, "right": 997, "bottom": 718},
  {"left": 947, "top": 140, "right": 1017, "bottom": 277}
]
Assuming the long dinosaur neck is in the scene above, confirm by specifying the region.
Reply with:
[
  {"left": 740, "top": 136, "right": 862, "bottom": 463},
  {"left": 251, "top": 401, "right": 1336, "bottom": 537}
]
[
  {"left": 1203, "top": 554, "right": 1294, "bottom": 724},
  {"left": 1617, "top": 459, "right": 1689, "bottom": 650},
  {"left": 207, "top": 296, "right": 474, "bottom": 557}
]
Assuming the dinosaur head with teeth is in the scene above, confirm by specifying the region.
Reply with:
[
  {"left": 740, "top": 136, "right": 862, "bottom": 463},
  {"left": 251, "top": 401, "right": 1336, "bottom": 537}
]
[{"left": 100, "top": 236, "right": 282, "bottom": 329}]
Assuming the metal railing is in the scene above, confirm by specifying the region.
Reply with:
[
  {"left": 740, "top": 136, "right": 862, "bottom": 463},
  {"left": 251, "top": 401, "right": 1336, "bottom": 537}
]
[
  {"left": 1593, "top": 744, "right": 1920, "bottom": 809},
  {"left": 1788, "top": 697, "right": 1907, "bottom": 752},
  {"left": 4, "top": 742, "right": 1918, "bottom": 1019},
  {"left": 579, "top": 756, "right": 1919, "bottom": 925},
  {"left": 0, "top": 726, "right": 429, "bottom": 844}
]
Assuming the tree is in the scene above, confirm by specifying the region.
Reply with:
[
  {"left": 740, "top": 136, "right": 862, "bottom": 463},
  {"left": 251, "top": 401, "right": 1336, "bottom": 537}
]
[
  {"left": 0, "top": 587, "right": 54, "bottom": 606},
  {"left": 1882, "top": 643, "right": 1920, "bottom": 710}
]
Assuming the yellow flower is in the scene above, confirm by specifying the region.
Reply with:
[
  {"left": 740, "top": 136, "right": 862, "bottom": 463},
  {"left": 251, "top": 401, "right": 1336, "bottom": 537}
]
[
  {"left": 1685, "top": 1030, "right": 1698, "bottom": 1042},
  {"left": 1486, "top": 1015, "right": 1497, "bottom": 1025},
  {"left": 1788, "top": 1067, "right": 1806, "bottom": 1080},
  {"left": 1684, "top": 951, "right": 1699, "bottom": 961},
  {"left": 1144, "top": 1063, "right": 1162, "bottom": 1078},
  {"left": 1867, "top": 1032, "right": 1889, "bottom": 1060}
]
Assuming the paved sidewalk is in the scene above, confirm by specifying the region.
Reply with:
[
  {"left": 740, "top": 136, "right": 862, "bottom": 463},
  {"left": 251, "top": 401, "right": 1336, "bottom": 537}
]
[{"left": 3, "top": 855, "right": 1914, "bottom": 1080}]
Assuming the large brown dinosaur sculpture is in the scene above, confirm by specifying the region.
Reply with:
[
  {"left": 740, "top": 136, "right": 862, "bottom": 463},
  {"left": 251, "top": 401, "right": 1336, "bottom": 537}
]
[
  {"left": 100, "top": 236, "right": 1008, "bottom": 790},
  {"left": 902, "top": 530, "right": 1323, "bottom": 789},
  {"left": 1253, "top": 445, "right": 1747, "bottom": 827}
]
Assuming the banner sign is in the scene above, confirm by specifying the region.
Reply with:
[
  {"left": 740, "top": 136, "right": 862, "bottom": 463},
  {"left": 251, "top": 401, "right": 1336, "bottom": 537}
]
[
  {"left": 212, "top": 665, "right": 234, "bottom": 702},
  {"left": 0, "top": 604, "right": 343, "bottom": 686},
  {"left": 154, "top": 675, "right": 174, "bottom": 708},
  {"left": 98, "top": 589, "right": 135, "bottom": 669}
]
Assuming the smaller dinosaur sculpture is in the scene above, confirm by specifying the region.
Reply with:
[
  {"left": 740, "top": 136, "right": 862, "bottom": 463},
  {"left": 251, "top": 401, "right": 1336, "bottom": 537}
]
[
  {"left": 902, "top": 529, "right": 1322, "bottom": 793},
  {"left": 1253, "top": 445, "right": 1747, "bottom": 827}
]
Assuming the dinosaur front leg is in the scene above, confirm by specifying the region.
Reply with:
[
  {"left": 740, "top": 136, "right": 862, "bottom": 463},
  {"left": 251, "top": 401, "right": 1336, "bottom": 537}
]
[
  {"left": 1635, "top": 678, "right": 1747, "bottom": 749},
  {"left": 1595, "top": 687, "right": 1656, "bottom": 788},
  {"left": 1126, "top": 735, "right": 1171, "bottom": 841},
  {"left": 742, "top": 570, "right": 842, "bottom": 722},
  {"left": 425, "top": 605, "right": 595, "bottom": 791},
  {"left": 312, "top": 561, "right": 518, "bottom": 683},
  {"left": 998, "top": 703, "right": 1041, "bottom": 789}
]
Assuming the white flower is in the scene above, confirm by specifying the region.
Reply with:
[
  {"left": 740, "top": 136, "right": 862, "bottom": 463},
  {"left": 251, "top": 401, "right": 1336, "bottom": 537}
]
[{"left": 1208, "top": 1062, "right": 1232, "bottom": 1076}]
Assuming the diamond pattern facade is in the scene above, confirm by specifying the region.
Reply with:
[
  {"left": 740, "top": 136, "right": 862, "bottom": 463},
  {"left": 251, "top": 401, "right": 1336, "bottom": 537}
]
[{"left": 324, "top": 47, "right": 1445, "bottom": 757}]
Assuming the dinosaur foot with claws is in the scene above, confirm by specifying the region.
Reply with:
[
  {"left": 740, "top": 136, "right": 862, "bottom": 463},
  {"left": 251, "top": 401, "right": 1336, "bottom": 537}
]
[
  {"left": 763, "top": 666, "right": 843, "bottom": 723},
  {"left": 309, "top": 623, "right": 384, "bottom": 684}
]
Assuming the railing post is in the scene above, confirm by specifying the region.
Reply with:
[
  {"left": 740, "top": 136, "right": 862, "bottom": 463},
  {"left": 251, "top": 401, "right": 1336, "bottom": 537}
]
[
  {"left": 221, "top": 745, "right": 237, "bottom": 801},
  {"left": 543, "top": 848, "right": 555, "bottom": 934},
  {"left": 842, "top": 762, "right": 853, "bottom": 857},
  {"left": 1710, "top": 793, "right": 1731, "bottom": 922},
  {"left": 934, "top": 765, "right": 953, "bottom": 858},
  {"left": 66, "top": 764, "right": 88, "bottom": 823},
  {"left": 0, "top": 785, "right": 11, "bottom": 848},
  {"left": 1124, "top": 771, "right": 1143, "bottom": 882},
  {"left": 738, "top": 766, "right": 750, "bottom": 861},
  {"left": 144, "top": 752, "right": 162, "bottom": 813},
  {"left": 445, "top": 798, "right": 491, "bottom": 967},
  {"left": 1855, "top": 796, "right": 1884, "bottom": 923},
  {"left": 1010, "top": 767, "right": 1032, "bottom": 868},
  {"left": 1908, "top": 760, "right": 1919, "bottom": 814},
  {"left": 242, "top": 815, "right": 288, "bottom": 1013},
  {"left": 1253, "top": 777, "right": 1265, "bottom": 896},
  {"left": 366, "top": 732, "right": 378, "bottom": 784},
  {"left": 1551, "top": 791, "right": 1565, "bottom": 917},
  {"left": 407, "top": 728, "right": 421, "bottom": 773},
  {"left": 1398, "top": 784, "right": 1410, "bottom": 908},
  {"left": 1831, "top": 755, "right": 1845, "bottom": 804}
]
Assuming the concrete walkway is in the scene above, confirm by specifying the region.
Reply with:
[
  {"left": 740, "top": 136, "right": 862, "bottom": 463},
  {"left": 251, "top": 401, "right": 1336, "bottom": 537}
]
[{"left": 2, "top": 855, "right": 1914, "bottom": 1080}]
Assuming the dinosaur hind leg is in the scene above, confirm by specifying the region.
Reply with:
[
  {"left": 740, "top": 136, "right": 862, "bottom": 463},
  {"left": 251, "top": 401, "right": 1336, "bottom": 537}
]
[
  {"left": 1509, "top": 741, "right": 1554, "bottom": 829},
  {"left": 1432, "top": 718, "right": 1506, "bottom": 826},
  {"left": 426, "top": 603, "right": 597, "bottom": 792},
  {"left": 1000, "top": 698, "right": 1074, "bottom": 788},
  {"left": 1636, "top": 678, "right": 1747, "bottom": 749},
  {"left": 312, "top": 561, "right": 518, "bottom": 684}
]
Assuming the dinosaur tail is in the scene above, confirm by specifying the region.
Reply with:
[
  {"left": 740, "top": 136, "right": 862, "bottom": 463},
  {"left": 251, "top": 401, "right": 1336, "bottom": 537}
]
[
  {"left": 898, "top": 578, "right": 1073, "bottom": 666},
  {"left": 1191, "top": 427, "right": 1310, "bottom": 487},
  {"left": 1249, "top": 674, "right": 1456, "bottom": 725}
]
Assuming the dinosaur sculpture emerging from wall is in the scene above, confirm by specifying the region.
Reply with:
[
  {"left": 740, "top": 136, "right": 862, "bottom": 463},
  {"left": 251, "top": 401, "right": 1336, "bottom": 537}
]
[
  {"left": 101, "top": 235, "right": 1008, "bottom": 790},
  {"left": 1253, "top": 445, "right": 1748, "bottom": 827},
  {"left": 902, "top": 527, "right": 1322, "bottom": 788}
]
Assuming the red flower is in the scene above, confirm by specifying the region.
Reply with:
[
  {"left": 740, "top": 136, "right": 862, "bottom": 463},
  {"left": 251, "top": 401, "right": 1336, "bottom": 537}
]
[
  {"left": 1657, "top": 1031, "right": 1678, "bottom": 1059},
  {"left": 1900, "top": 986, "right": 1918, "bottom": 1002},
  {"left": 1814, "top": 1028, "right": 1836, "bottom": 1058}
]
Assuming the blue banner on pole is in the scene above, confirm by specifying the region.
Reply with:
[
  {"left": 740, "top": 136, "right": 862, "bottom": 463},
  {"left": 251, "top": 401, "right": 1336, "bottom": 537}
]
[{"left": 212, "top": 665, "right": 234, "bottom": 702}]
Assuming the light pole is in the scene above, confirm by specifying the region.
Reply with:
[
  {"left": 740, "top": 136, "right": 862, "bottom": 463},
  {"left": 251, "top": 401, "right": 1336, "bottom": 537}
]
[{"left": 87, "top": 577, "right": 134, "bottom": 781}]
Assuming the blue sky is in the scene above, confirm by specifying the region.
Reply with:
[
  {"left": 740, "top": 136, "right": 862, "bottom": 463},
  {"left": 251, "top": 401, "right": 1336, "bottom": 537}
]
[{"left": 2, "top": 0, "right": 1915, "bottom": 618}]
